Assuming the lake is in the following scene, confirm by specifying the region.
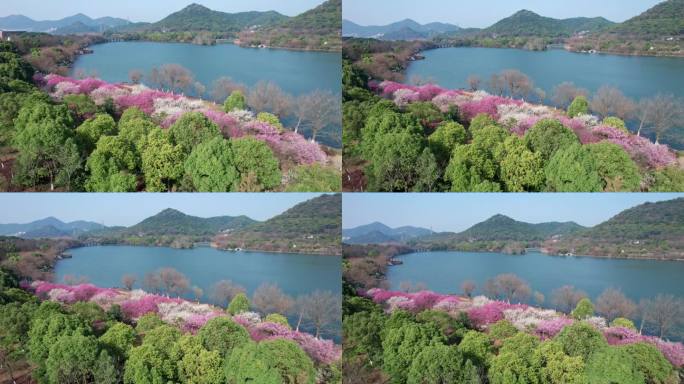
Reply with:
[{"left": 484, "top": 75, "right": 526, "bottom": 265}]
[
  {"left": 407, "top": 47, "right": 684, "bottom": 101},
  {"left": 72, "top": 42, "right": 341, "bottom": 97},
  {"left": 388, "top": 251, "right": 684, "bottom": 309},
  {"left": 71, "top": 42, "right": 342, "bottom": 146},
  {"left": 406, "top": 47, "right": 684, "bottom": 148},
  {"left": 55, "top": 245, "right": 341, "bottom": 337}
]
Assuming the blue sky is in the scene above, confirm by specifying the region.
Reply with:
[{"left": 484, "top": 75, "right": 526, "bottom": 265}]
[
  {"left": 0, "top": 193, "right": 324, "bottom": 226},
  {"left": 343, "top": 193, "right": 683, "bottom": 232},
  {"left": 343, "top": 0, "right": 663, "bottom": 28},
  {"left": 0, "top": 0, "right": 325, "bottom": 22}
]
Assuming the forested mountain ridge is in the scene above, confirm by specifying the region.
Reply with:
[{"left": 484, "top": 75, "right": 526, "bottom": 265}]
[
  {"left": 151, "top": 3, "right": 288, "bottom": 33},
  {"left": 0, "top": 13, "right": 130, "bottom": 32},
  {"left": 547, "top": 198, "right": 684, "bottom": 259},
  {"left": 342, "top": 18, "right": 460, "bottom": 40},
  {"left": 0, "top": 217, "right": 105, "bottom": 237},
  {"left": 237, "top": 0, "right": 342, "bottom": 51},
  {"left": 484, "top": 10, "right": 614, "bottom": 37},
  {"left": 213, "top": 194, "right": 342, "bottom": 255}
]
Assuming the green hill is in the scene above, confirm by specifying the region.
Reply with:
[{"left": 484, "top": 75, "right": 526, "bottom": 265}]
[
  {"left": 485, "top": 10, "right": 613, "bottom": 37},
  {"left": 610, "top": 0, "right": 684, "bottom": 37},
  {"left": 237, "top": 0, "right": 342, "bottom": 51},
  {"left": 153, "top": 3, "right": 287, "bottom": 33},
  {"left": 124, "top": 208, "right": 256, "bottom": 236},
  {"left": 214, "top": 194, "right": 341, "bottom": 255},
  {"left": 548, "top": 198, "right": 684, "bottom": 259}
]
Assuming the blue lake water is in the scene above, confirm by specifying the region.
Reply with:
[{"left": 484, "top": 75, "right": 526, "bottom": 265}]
[
  {"left": 389, "top": 251, "right": 684, "bottom": 339},
  {"left": 71, "top": 41, "right": 342, "bottom": 146},
  {"left": 55, "top": 245, "right": 341, "bottom": 338}
]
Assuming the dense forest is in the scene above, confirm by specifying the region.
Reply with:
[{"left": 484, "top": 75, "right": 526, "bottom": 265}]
[
  {"left": 342, "top": 277, "right": 684, "bottom": 384},
  {"left": 0, "top": 267, "right": 341, "bottom": 384},
  {"left": 342, "top": 57, "right": 684, "bottom": 192},
  {"left": 0, "top": 41, "right": 341, "bottom": 192}
]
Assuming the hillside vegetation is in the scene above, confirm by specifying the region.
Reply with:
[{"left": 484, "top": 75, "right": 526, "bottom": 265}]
[
  {"left": 214, "top": 194, "right": 342, "bottom": 255},
  {"left": 547, "top": 198, "right": 684, "bottom": 259},
  {"left": 238, "top": 0, "right": 342, "bottom": 51}
]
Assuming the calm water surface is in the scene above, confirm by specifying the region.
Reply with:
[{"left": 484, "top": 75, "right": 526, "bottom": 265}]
[
  {"left": 55, "top": 245, "right": 341, "bottom": 337},
  {"left": 407, "top": 47, "right": 684, "bottom": 101},
  {"left": 389, "top": 251, "right": 684, "bottom": 304},
  {"left": 72, "top": 42, "right": 341, "bottom": 97}
]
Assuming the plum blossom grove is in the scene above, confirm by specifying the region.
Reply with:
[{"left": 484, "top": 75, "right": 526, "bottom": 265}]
[
  {"left": 374, "top": 80, "right": 677, "bottom": 169},
  {"left": 361, "top": 287, "right": 684, "bottom": 368},
  {"left": 29, "top": 281, "right": 341, "bottom": 365},
  {"left": 36, "top": 74, "right": 327, "bottom": 166}
]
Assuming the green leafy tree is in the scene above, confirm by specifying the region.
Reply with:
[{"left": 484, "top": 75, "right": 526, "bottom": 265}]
[
  {"left": 76, "top": 113, "right": 117, "bottom": 153},
  {"left": 173, "top": 335, "right": 224, "bottom": 384},
  {"left": 554, "top": 322, "right": 608, "bottom": 361},
  {"left": 63, "top": 94, "right": 99, "bottom": 124},
  {"left": 532, "top": 341, "right": 587, "bottom": 384},
  {"left": 545, "top": 143, "right": 603, "bottom": 192},
  {"left": 45, "top": 333, "right": 101, "bottom": 384},
  {"left": 620, "top": 343, "right": 675, "bottom": 384},
  {"left": 28, "top": 311, "right": 89, "bottom": 382},
  {"left": 99, "top": 322, "right": 136, "bottom": 363},
  {"left": 343, "top": 310, "right": 386, "bottom": 365},
  {"left": 650, "top": 166, "right": 684, "bottom": 192},
  {"left": 407, "top": 343, "right": 478, "bottom": 384},
  {"left": 488, "top": 332, "right": 540, "bottom": 384},
  {"left": 469, "top": 113, "right": 498, "bottom": 133},
  {"left": 602, "top": 117, "right": 629, "bottom": 133},
  {"left": 232, "top": 137, "right": 281, "bottom": 191},
  {"left": 224, "top": 90, "right": 247, "bottom": 112},
  {"left": 285, "top": 164, "right": 341, "bottom": 192},
  {"left": 124, "top": 324, "right": 181, "bottom": 384},
  {"left": 413, "top": 147, "right": 440, "bottom": 192},
  {"left": 227, "top": 292, "right": 250, "bottom": 315},
  {"left": 489, "top": 320, "right": 519, "bottom": 341},
  {"left": 428, "top": 121, "right": 468, "bottom": 166},
  {"left": 610, "top": 318, "right": 636, "bottom": 330},
  {"left": 223, "top": 342, "right": 286, "bottom": 384},
  {"left": 12, "top": 102, "right": 80, "bottom": 190},
  {"left": 567, "top": 96, "right": 589, "bottom": 117},
  {"left": 446, "top": 125, "right": 509, "bottom": 192},
  {"left": 93, "top": 350, "right": 119, "bottom": 384},
  {"left": 586, "top": 141, "right": 641, "bottom": 191},
  {"left": 0, "top": 51, "right": 34, "bottom": 81},
  {"left": 0, "top": 301, "right": 36, "bottom": 382},
  {"left": 524, "top": 119, "right": 579, "bottom": 161},
  {"left": 183, "top": 136, "right": 238, "bottom": 192},
  {"left": 571, "top": 298, "right": 595, "bottom": 320},
  {"left": 257, "top": 112, "right": 284, "bottom": 130},
  {"left": 86, "top": 135, "right": 138, "bottom": 192},
  {"left": 360, "top": 103, "right": 420, "bottom": 160},
  {"left": 406, "top": 101, "right": 444, "bottom": 128},
  {"left": 135, "top": 313, "right": 164, "bottom": 334},
  {"left": 256, "top": 339, "right": 316, "bottom": 384},
  {"left": 168, "top": 112, "right": 221, "bottom": 155},
  {"left": 457, "top": 330, "right": 494, "bottom": 368},
  {"left": 141, "top": 128, "right": 185, "bottom": 191},
  {"left": 499, "top": 135, "right": 544, "bottom": 191},
  {"left": 585, "top": 347, "right": 645, "bottom": 384},
  {"left": 416, "top": 310, "right": 469, "bottom": 344},
  {"left": 197, "top": 317, "right": 250, "bottom": 359},
  {"left": 367, "top": 130, "right": 426, "bottom": 192},
  {"left": 382, "top": 322, "right": 445, "bottom": 383},
  {"left": 264, "top": 313, "right": 291, "bottom": 328}
]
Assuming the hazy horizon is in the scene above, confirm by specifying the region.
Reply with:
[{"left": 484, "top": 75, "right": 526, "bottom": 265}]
[
  {"left": 343, "top": 193, "right": 682, "bottom": 233},
  {"left": 0, "top": 0, "right": 326, "bottom": 23},
  {"left": 0, "top": 193, "right": 326, "bottom": 227},
  {"left": 343, "top": 0, "right": 663, "bottom": 28}
]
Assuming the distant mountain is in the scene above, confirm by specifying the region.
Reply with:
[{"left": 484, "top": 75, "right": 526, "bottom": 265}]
[
  {"left": 484, "top": 9, "right": 614, "bottom": 37},
  {"left": 150, "top": 3, "right": 287, "bottom": 33},
  {"left": 605, "top": 0, "right": 684, "bottom": 37},
  {"left": 342, "top": 18, "right": 460, "bottom": 40},
  {"left": 0, "top": 13, "right": 130, "bottom": 33},
  {"left": 0, "top": 217, "right": 105, "bottom": 238},
  {"left": 548, "top": 198, "right": 684, "bottom": 259},
  {"left": 456, "top": 214, "right": 585, "bottom": 241},
  {"left": 343, "top": 222, "right": 433, "bottom": 244},
  {"left": 214, "top": 194, "right": 341, "bottom": 254},
  {"left": 121, "top": 208, "right": 256, "bottom": 237}
]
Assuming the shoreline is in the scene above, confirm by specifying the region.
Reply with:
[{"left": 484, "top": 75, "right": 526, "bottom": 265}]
[
  {"left": 66, "top": 243, "right": 340, "bottom": 257},
  {"left": 386, "top": 248, "right": 684, "bottom": 263}
]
